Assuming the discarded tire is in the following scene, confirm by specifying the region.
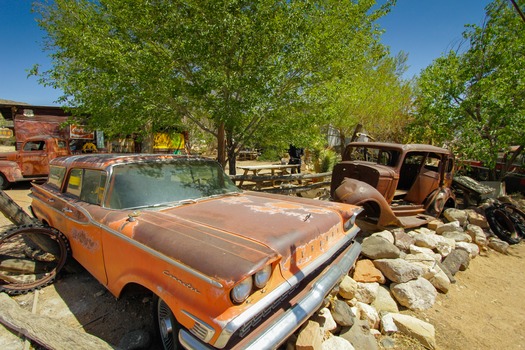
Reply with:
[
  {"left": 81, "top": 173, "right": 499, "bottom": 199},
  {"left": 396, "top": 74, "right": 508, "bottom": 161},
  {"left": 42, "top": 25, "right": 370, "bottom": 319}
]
[
  {"left": 485, "top": 206, "right": 521, "bottom": 245},
  {"left": 0, "top": 225, "right": 70, "bottom": 295},
  {"left": 500, "top": 203, "right": 525, "bottom": 238}
]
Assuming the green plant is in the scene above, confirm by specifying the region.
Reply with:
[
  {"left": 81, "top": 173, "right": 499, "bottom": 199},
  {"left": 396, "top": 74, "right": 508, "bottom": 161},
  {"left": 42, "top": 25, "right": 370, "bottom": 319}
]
[{"left": 314, "top": 148, "right": 337, "bottom": 173}]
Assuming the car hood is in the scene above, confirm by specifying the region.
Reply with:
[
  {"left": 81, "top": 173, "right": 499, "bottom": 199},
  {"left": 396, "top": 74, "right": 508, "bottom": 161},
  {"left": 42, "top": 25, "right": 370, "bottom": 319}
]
[
  {"left": 0, "top": 151, "right": 17, "bottom": 161},
  {"left": 122, "top": 192, "right": 353, "bottom": 287}
]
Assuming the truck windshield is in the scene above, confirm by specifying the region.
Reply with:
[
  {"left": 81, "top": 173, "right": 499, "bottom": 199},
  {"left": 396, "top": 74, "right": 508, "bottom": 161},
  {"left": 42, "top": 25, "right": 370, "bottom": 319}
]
[
  {"left": 106, "top": 159, "right": 240, "bottom": 209},
  {"left": 346, "top": 146, "right": 400, "bottom": 167}
]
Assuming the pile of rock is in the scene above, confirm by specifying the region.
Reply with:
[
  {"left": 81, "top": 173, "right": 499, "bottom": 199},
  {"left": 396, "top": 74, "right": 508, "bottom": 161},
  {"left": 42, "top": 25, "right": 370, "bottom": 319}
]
[{"left": 291, "top": 207, "right": 513, "bottom": 350}]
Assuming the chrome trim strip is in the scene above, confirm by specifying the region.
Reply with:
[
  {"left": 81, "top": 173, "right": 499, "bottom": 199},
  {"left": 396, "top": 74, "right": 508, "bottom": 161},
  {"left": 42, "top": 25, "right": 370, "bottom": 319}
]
[
  {"left": 350, "top": 207, "right": 364, "bottom": 225},
  {"left": 181, "top": 240, "right": 362, "bottom": 350},
  {"left": 31, "top": 192, "right": 223, "bottom": 288},
  {"left": 247, "top": 242, "right": 361, "bottom": 349},
  {"left": 180, "top": 330, "right": 214, "bottom": 350},
  {"left": 181, "top": 310, "right": 216, "bottom": 343},
  {"left": 214, "top": 225, "right": 360, "bottom": 348}
]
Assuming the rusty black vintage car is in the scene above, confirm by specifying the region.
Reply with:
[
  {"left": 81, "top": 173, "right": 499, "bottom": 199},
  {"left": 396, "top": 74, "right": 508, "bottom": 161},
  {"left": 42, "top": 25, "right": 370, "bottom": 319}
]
[
  {"left": 29, "top": 154, "right": 362, "bottom": 349},
  {"left": 331, "top": 142, "right": 456, "bottom": 228}
]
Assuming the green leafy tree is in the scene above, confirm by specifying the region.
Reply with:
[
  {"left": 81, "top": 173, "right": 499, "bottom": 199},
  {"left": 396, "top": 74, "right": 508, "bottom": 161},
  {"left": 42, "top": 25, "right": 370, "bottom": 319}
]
[
  {"left": 410, "top": 0, "right": 525, "bottom": 180},
  {"left": 33, "top": 0, "right": 393, "bottom": 174},
  {"left": 325, "top": 52, "right": 413, "bottom": 155}
]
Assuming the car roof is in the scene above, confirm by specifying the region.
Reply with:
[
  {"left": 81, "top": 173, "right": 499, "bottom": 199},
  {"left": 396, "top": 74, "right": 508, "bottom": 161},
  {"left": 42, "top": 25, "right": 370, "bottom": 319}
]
[
  {"left": 25, "top": 135, "right": 66, "bottom": 141},
  {"left": 347, "top": 142, "right": 451, "bottom": 155},
  {"left": 50, "top": 153, "right": 213, "bottom": 171}
]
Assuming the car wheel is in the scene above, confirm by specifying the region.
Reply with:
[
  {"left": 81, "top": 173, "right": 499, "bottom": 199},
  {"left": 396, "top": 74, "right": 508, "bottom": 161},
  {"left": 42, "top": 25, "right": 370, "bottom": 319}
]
[
  {"left": 485, "top": 206, "right": 521, "bottom": 244},
  {"left": 0, "top": 172, "right": 11, "bottom": 190},
  {"left": 154, "top": 295, "right": 181, "bottom": 350}
]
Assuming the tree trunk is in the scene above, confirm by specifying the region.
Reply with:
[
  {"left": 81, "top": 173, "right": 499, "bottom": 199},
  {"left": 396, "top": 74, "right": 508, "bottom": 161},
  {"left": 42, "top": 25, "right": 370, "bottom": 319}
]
[
  {"left": 227, "top": 133, "right": 237, "bottom": 176},
  {"left": 141, "top": 121, "right": 154, "bottom": 153},
  {"left": 497, "top": 146, "right": 523, "bottom": 182},
  {"left": 0, "top": 293, "right": 114, "bottom": 350},
  {"left": 0, "top": 191, "right": 35, "bottom": 226},
  {"left": 349, "top": 123, "right": 363, "bottom": 143},
  {"left": 217, "top": 122, "right": 226, "bottom": 168},
  {"left": 338, "top": 128, "right": 346, "bottom": 157},
  {"left": 0, "top": 191, "right": 62, "bottom": 256}
]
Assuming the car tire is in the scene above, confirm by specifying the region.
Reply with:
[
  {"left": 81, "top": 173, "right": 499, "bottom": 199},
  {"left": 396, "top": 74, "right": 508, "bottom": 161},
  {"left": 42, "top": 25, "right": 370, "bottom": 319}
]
[
  {"left": 0, "top": 172, "right": 11, "bottom": 190},
  {"left": 485, "top": 206, "right": 521, "bottom": 245},
  {"left": 153, "top": 295, "right": 181, "bottom": 350},
  {"left": 500, "top": 203, "right": 525, "bottom": 238}
]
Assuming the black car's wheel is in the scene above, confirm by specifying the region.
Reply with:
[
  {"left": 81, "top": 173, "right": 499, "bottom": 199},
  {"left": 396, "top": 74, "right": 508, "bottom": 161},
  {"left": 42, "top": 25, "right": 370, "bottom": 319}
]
[
  {"left": 154, "top": 295, "right": 181, "bottom": 350},
  {"left": 0, "top": 225, "right": 70, "bottom": 295},
  {"left": 485, "top": 206, "right": 521, "bottom": 245},
  {"left": 0, "top": 173, "right": 11, "bottom": 190}
]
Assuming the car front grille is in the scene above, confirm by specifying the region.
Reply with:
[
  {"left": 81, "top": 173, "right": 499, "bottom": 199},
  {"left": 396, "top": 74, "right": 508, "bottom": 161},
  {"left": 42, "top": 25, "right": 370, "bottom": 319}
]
[{"left": 238, "top": 283, "right": 300, "bottom": 338}]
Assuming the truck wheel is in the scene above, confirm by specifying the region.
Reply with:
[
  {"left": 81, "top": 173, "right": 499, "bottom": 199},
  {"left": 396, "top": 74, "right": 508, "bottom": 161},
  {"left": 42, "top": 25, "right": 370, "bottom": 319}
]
[
  {"left": 0, "top": 173, "right": 11, "bottom": 190},
  {"left": 154, "top": 295, "right": 181, "bottom": 350}
]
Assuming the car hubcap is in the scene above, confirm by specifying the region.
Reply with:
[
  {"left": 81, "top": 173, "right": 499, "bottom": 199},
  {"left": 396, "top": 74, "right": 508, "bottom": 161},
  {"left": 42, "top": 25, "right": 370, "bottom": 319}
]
[{"left": 158, "top": 299, "right": 175, "bottom": 349}]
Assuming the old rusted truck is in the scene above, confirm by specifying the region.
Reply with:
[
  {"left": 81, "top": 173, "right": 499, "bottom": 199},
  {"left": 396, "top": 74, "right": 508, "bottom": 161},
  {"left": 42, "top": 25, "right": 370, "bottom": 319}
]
[
  {"left": 331, "top": 142, "right": 457, "bottom": 228},
  {"left": 0, "top": 135, "right": 71, "bottom": 189}
]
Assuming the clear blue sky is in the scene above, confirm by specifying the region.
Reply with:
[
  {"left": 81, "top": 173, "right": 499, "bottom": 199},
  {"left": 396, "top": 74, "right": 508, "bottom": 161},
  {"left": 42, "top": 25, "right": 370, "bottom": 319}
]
[{"left": 0, "top": 0, "right": 491, "bottom": 107}]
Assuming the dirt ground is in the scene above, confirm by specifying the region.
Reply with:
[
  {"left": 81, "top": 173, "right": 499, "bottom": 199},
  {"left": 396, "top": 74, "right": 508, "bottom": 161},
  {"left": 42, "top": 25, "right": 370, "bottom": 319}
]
[
  {"left": 410, "top": 242, "right": 525, "bottom": 350},
  {"left": 1, "top": 182, "right": 525, "bottom": 350}
]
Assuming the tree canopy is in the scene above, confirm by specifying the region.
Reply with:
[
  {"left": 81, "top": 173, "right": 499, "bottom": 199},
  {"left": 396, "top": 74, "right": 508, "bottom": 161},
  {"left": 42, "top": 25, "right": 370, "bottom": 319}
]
[
  {"left": 409, "top": 0, "right": 525, "bottom": 180},
  {"left": 34, "top": 0, "right": 395, "bottom": 173},
  {"left": 326, "top": 52, "right": 412, "bottom": 154}
]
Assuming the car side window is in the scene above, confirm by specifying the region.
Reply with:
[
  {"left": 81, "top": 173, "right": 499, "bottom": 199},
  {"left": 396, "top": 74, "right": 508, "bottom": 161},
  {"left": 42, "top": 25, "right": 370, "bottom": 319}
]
[
  {"left": 57, "top": 140, "right": 67, "bottom": 149},
  {"left": 66, "top": 169, "right": 83, "bottom": 198},
  {"left": 66, "top": 169, "right": 107, "bottom": 205},
  {"left": 81, "top": 170, "right": 107, "bottom": 205},
  {"left": 48, "top": 166, "right": 66, "bottom": 189},
  {"left": 424, "top": 154, "right": 441, "bottom": 172},
  {"left": 23, "top": 141, "right": 46, "bottom": 151}
]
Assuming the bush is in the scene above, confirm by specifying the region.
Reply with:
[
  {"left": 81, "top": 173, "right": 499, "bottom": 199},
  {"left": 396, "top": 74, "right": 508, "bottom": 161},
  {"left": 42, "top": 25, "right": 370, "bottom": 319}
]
[{"left": 314, "top": 148, "right": 337, "bottom": 173}]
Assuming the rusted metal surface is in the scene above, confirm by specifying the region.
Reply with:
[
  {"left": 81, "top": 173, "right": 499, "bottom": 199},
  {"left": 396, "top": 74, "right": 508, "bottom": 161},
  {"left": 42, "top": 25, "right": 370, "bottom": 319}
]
[
  {"left": 28, "top": 153, "right": 362, "bottom": 349},
  {"left": 0, "top": 136, "right": 70, "bottom": 188},
  {"left": 14, "top": 117, "right": 69, "bottom": 148},
  {"left": 332, "top": 142, "right": 456, "bottom": 228}
]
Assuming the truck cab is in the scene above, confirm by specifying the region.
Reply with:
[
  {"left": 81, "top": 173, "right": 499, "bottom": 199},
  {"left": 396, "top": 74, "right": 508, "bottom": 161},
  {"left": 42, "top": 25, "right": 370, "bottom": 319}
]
[
  {"left": 331, "top": 142, "right": 456, "bottom": 228},
  {"left": 0, "top": 136, "right": 70, "bottom": 189}
]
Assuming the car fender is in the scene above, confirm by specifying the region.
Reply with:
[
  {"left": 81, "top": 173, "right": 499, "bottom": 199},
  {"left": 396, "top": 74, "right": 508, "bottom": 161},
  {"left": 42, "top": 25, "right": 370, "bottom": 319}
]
[
  {"left": 0, "top": 161, "right": 23, "bottom": 182},
  {"left": 334, "top": 178, "right": 402, "bottom": 227},
  {"left": 425, "top": 187, "right": 456, "bottom": 217}
]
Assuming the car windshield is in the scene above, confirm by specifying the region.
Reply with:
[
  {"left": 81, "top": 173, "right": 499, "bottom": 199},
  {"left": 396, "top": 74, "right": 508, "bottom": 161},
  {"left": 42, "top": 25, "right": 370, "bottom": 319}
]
[
  {"left": 345, "top": 146, "right": 400, "bottom": 167},
  {"left": 106, "top": 159, "right": 240, "bottom": 209}
]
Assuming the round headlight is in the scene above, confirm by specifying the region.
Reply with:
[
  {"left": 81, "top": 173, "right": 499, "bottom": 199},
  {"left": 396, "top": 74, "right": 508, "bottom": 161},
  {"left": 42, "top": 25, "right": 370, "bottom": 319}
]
[
  {"left": 231, "top": 278, "right": 253, "bottom": 304},
  {"left": 254, "top": 265, "right": 272, "bottom": 289}
]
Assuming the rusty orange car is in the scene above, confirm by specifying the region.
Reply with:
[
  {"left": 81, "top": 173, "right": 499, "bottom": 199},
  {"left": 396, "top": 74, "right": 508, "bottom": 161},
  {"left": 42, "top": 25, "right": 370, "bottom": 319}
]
[
  {"left": 331, "top": 142, "right": 456, "bottom": 228},
  {"left": 29, "top": 154, "right": 362, "bottom": 349}
]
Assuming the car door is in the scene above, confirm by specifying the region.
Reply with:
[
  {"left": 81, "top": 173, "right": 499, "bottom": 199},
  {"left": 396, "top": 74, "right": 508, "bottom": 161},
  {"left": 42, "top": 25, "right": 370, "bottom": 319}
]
[
  {"left": 20, "top": 140, "right": 49, "bottom": 176},
  {"left": 61, "top": 168, "right": 108, "bottom": 285}
]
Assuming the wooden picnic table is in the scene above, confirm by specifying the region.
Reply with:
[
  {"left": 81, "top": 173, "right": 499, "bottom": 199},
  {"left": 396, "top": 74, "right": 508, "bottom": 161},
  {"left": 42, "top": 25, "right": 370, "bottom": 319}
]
[{"left": 236, "top": 164, "right": 300, "bottom": 187}]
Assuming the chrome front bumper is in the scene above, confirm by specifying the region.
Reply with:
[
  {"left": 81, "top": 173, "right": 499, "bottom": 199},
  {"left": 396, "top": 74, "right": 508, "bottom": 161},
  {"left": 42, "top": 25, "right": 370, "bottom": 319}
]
[{"left": 179, "top": 240, "right": 362, "bottom": 350}]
